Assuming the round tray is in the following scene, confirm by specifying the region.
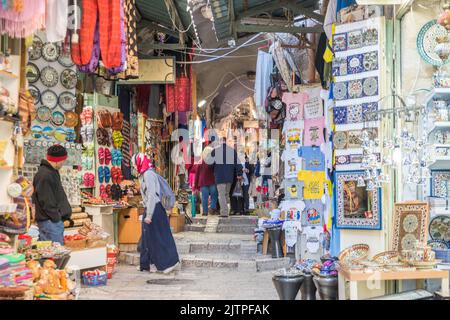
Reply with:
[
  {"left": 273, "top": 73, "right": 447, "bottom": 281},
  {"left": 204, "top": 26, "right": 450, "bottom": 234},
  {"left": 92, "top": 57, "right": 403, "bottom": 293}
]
[
  {"left": 416, "top": 19, "right": 450, "bottom": 66},
  {"left": 371, "top": 251, "right": 400, "bottom": 265},
  {"left": 338, "top": 243, "right": 369, "bottom": 264}
]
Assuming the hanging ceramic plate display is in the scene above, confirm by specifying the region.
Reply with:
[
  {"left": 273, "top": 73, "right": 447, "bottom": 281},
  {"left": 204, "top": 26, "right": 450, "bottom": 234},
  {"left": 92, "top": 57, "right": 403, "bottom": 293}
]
[
  {"left": 51, "top": 111, "right": 65, "bottom": 127},
  {"left": 26, "top": 63, "right": 40, "bottom": 83},
  {"left": 40, "top": 66, "right": 59, "bottom": 87},
  {"left": 36, "top": 106, "right": 51, "bottom": 123},
  {"left": 417, "top": 19, "right": 450, "bottom": 66},
  {"left": 429, "top": 215, "right": 450, "bottom": 242},
  {"left": 64, "top": 111, "right": 79, "bottom": 128},
  {"left": 363, "top": 77, "right": 378, "bottom": 97},
  {"left": 42, "top": 42, "right": 60, "bottom": 62},
  {"left": 28, "top": 85, "right": 40, "bottom": 105},
  {"left": 58, "top": 91, "right": 76, "bottom": 111},
  {"left": 60, "top": 69, "right": 77, "bottom": 89},
  {"left": 58, "top": 50, "right": 74, "bottom": 67},
  {"left": 333, "top": 82, "right": 347, "bottom": 100},
  {"left": 54, "top": 128, "right": 67, "bottom": 142},
  {"left": 29, "top": 36, "right": 43, "bottom": 61},
  {"left": 42, "top": 126, "right": 54, "bottom": 140},
  {"left": 40, "top": 90, "right": 58, "bottom": 109},
  {"left": 348, "top": 80, "right": 363, "bottom": 99}
]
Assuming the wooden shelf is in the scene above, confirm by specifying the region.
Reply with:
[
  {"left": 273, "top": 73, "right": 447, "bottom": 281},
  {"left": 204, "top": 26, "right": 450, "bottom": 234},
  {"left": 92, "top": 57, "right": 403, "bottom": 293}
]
[{"left": 0, "top": 69, "right": 19, "bottom": 79}]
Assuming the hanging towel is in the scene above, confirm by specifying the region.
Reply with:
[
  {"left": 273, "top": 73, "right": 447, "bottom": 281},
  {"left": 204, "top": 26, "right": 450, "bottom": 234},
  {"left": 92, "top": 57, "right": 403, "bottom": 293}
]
[
  {"left": 46, "top": 0, "right": 69, "bottom": 43},
  {"left": 324, "top": 0, "right": 337, "bottom": 40},
  {"left": 254, "top": 50, "right": 273, "bottom": 108}
]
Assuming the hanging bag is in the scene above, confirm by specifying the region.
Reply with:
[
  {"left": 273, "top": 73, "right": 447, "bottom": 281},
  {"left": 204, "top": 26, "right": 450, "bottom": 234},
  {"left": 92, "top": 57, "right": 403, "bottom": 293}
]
[{"left": 232, "top": 182, "right": 243, "bottom": 198}]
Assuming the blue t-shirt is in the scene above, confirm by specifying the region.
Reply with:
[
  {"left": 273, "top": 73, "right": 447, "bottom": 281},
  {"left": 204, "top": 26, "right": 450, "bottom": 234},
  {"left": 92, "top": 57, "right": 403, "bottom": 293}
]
[{"left": 298, "top": 146, "right": 325, "bottom": 171}]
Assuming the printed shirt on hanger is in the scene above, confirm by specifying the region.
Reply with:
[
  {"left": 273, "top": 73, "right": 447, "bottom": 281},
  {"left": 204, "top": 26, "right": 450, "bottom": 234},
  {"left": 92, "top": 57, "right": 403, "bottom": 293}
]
[
  {"left": 282, "top": 92, "right": 307, "bottom": 121},
  {"left": 303, "top": 226, "right": 322, "bottom": 254},
  {"left": 283, "top": 121, "right": 304, "bottom": 152},
  {"left": 303, "top": 87, "right": 323, "bottom": 119},
  {"left": 297, "top": 170, "right": 326, "bottom": 200},
  {"left": 284, "top": 179, "right": 304, "bottom": 200},
  {"left": 282, "top": 220, "right": 302, "bottom": 247},
  {"left": 298, "top": 146, "right": 325, "bottom": 171},
  {"left": 281, "top": 150, "right": 302, "bottom": 179},
  {"left": 304, "top": 117, "right": 325, "bottom": 146},
  {"left": 302, "top": 199, "right": 324, "bottom": 227},
  {"left": 279, "top": 200, "right": 305, "bottom": 221}
]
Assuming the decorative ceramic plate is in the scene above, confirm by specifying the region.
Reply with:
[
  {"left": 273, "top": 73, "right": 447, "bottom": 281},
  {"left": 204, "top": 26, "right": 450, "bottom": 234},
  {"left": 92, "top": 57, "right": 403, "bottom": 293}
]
[
  {"left": 58, "top": 50, "right": 74, "bottom": 67},
  {"left": 60, "top": 69, "right": 77, "bottom": 89},
  {"left": 333, "top": 82, "right": 347, "bottom": 100},
  {"left": 338, "top": 244, "right": 370, "bottom": 265},
  {"left": 363, "top": 51, "right": 378, "bottom": 71},
  {"left": 427, "top": 239, "right": 448, "bottom": 250},
  {"left": 348, "top": 80, "right": 363, "bottom": 99},
  {"left": 26, "top": 63, "right": 40, "bottom": 83},
  {"left": 40, "top": 89, "right": 58, "bottom": 109},
  {"left": 7, "top": 183, "right": 23, "bottom": 198},
  {"left": 64, "top": 111, "right": 79, "bottom": 127},
  {"left": 429, "top": 215, "right": 450, "bottom": 242},
  {"left": 40, "top": 66, "right": 59, "bottom": 87},
  {"left": 42, "top": 126, "right": 54, "bottom": 140},
  {"left": 371, "top": 251, "right": 400, "bottom": 265},
  {"left": 36, "top": 106, "right": 51, "bottom": 123},
  {"left": 348, "top": 54, "right": 364, "bottom": 74},
  {"left": 334, "top": 131, "right": 347, "bottom": 149},
  {"left": 29, "top": 36, "right": 43, "bottom": 60},
  {"left": 42, "top": 42, "right": 60, "bottom": 62},
  {"left": 417, "top": 20, "right": 450, "bottom": 66},
  {"left": 333, "top": 33, "right": 347, "bottom": 52},
  {"left": 28, "top": 85, "right": 40, "bottom": 105},
  {"left": 348, "top": 30, "right": 363, "bottom": 50},
  {"left": 363, "top": 77, "right": 378, "bottom": 96},
  {"left": 363, "top": 27, "right": 378, "bottom": 46},
  {"left": 54, "top": 128, "right": 66, "bottom": 142},
  {"left": 58, "top": 91, "right": 76, "bottom": 111},
  {"left": 411, "top": 260, "right": 441, "bottom": 269},
  {"left": 51, "top": 111, "right": 65, "bottom": 127}
]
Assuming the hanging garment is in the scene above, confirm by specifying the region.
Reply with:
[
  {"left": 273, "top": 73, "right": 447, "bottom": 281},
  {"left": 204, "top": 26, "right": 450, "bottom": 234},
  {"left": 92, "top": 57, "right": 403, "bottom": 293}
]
[
  {"left": 46, "top": 0, "right": 69, "bottom": 43},
  {"left": 254, "top": 50, "right": 273, "bottom": 109},
  {"left": 77, "top": 18, "right": 100, "bottom": 73},
  {"left": 18, "top": 90, "right": 35, "bottom": 137},
  {"left": 104, "top": 0, "right": 126, "bottom": 74},
  {"left": 71, "top": 0, "right": 122, "bottom": 69},
  {"left": 136, "top": 85, "right": 150, "bottom": 115},
  {"left": 0, "top": 0, "right": 45, "bottom": 38},
  {"left": 147, "top": 85, "right": 163, "bottom": 120},
  {"left": 324, "top": 0, "right": 337, "bottom": 40},
  {"left": 175, "top": 75, "right": 192, "bottom": 112},
  {"left": 315, "top": 33, "right": 328, "bottom": 87}
]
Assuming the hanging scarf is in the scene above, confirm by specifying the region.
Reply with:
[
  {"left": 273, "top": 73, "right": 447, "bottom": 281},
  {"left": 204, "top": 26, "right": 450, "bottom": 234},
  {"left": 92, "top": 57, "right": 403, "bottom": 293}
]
[
  {"left": 0, "top": 0, "right": 45, "bottom": 38},
  {"left": 131, "top": 153, "right": 153, "bottom": 175}
]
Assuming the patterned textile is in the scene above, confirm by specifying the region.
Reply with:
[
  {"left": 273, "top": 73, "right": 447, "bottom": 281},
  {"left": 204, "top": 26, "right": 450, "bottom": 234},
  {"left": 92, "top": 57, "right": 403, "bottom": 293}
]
[
  {"left": 77, "top": 19, "right": 100, "bottom": 73},
  {"left": 122, "top": 120, "right": 131, "bottom": 168},
  {"left": 71, "top": 0, "right": 122, "bottom": 69},
  {"left": 0, "top": 0, "right": 45, "bottom": 38},
  {"left": 136, "top": 85, "right": 150, "bottom": 115}
]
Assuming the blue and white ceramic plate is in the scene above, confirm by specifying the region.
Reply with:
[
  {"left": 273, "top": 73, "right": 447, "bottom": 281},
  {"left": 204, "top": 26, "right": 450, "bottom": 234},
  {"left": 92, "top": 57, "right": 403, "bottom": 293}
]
[{"left": 417, "top": 19, "right": 450, "bottom": 66}]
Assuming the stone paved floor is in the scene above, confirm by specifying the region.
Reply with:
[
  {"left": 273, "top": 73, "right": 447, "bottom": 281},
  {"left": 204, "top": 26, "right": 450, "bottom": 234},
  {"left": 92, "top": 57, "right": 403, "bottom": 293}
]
[{"left": 79, "top": 265, "right": 279, "bottom": 300}]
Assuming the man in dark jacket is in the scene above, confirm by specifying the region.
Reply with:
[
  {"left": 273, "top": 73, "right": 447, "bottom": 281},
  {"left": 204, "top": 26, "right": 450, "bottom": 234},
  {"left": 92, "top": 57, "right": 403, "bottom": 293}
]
[
  {"left": 32, "top": 145, "right": 72, "bottom": 244},
  {"left": 211, "top": 137, "right": 243, "bottom": 217}
]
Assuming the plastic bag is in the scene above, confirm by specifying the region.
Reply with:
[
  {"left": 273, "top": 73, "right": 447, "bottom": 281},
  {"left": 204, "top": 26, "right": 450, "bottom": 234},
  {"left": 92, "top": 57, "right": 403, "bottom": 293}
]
[{"left": 232, "top": 182, "right": 243, "bottom": 198}]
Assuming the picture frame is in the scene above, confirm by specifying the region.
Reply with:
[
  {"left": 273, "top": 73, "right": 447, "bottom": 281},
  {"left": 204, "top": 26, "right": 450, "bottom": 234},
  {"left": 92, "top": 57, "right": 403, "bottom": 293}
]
[
  {"left": 392, "top": 201, "right": 429, "bottom": 252},
  {"left": 334, "top": 171, "right": 382, "bottom": 230},
  {"left": 431, "top": 170, "right": 450, "bottom": 198}
]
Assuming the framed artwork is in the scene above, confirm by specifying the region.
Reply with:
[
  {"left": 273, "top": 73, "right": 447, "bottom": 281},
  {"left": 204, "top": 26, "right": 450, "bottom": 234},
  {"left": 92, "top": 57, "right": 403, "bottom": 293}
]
[
  {"left": 392, "top": 202, "right": 429, "bottom": 252},
  {"left": 431, "top": 170, "right": 450, "bottom": 198},
  {"left": 334, "top": 171, "right": 382, "bottom": 230}
]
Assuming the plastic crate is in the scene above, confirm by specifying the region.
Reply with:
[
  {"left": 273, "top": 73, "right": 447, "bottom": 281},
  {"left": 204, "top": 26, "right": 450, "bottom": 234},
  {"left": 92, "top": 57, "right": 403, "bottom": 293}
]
[
  {"left": 434, "top": 249, "right": 450, "bottom": 263},
  {"left": 82, "top": 273, "right": 107, "bottom": 286}
]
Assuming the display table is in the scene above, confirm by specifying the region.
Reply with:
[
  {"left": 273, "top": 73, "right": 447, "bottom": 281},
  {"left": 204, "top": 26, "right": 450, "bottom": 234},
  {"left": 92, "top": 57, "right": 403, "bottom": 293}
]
[
  {"left": 84, "top": 205, "right": 114, "bottom": 244},
  {"left": 66, "top": 247, "right": 107, "bottom": 271},
  {"left": 338, "top": 267, "right": 449, "bottom": 300}
]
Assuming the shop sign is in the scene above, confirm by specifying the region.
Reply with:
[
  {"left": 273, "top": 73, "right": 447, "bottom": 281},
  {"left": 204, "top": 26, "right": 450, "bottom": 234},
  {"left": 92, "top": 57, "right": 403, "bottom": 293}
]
[{"left": 118, "top": 57, "right": 175, "bottom": 84}]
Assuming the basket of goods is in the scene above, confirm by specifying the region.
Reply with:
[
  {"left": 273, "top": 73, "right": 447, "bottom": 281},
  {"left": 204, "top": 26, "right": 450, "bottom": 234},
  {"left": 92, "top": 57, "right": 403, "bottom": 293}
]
[
  {"left": 338, "top": 244, "right": 370, "bottom": 267},
  {"left": 36, "top": 243, "right": 71, "bottom": 270},
  {"left": 82, "top": 269, "right": 107, "bottom": 286},
  {"left": 31, "top": 260, "right": 76, "bottom": 300},
  {"left": 79, "top": 221, "right": 109, "bottom": 248},
  {"left": 63, "top": 234, "right": 87, "bottom": 251},
  {"left": 311, "top": 259, "right": 339, "bottom": 277}
]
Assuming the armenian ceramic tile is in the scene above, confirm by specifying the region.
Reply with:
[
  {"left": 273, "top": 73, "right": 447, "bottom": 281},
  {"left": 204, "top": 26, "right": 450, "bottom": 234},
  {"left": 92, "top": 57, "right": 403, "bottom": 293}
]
[
  {"left": 347, "top": 130, "right": 362, "bottom": 148},
  {"left": 362, "top": 27, "right": 379, "bottom": 46},
  {"left": 348, "top": 29, "right": 363, "bottom": 50},
  {"left": 362, "top": 77, "right": 379, "bottom": 97},
  {"left": 333, "top": 82, "right": 348, "bottom": 100},
  {"left": 362, "top": 51, "right": 378, "bottom": 71},
  {"left": 332, "top": 57, "right": 347, "bottom": 77},
  {"left": 333, "top": 33, "right": 347, "bottom": 52},
  {"left": 431, "top": 171, "right": 450, "bottom": 198},
  {"left": 348, "top": 79, "right": 363, "bottom": 99},
  {"left": 347, "top": 104, "right": 363, "bottom": 123},
  {"left": 347, "top": 54, "right": 364, "bottom": 74},
  {"left": 333, "top": 106, "right": 348, "bottom": 125},
  {"left": 362, "top": 102, "right": 379, "bottom": 121}
]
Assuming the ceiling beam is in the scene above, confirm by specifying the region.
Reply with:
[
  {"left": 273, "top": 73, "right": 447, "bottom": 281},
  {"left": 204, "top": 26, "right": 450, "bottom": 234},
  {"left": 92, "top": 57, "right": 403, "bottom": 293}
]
[
  {"left": 286, "top": 1, "right": 324, "bottom": 23},
  {"left": 235, "top": 0, "right": 290, "bottom": 21},
  {"left": 235, "top": 24, "right": 323, "bottom": 34},
  {"left": 163, "top": 0, "right": 187, "bottom": 44}
]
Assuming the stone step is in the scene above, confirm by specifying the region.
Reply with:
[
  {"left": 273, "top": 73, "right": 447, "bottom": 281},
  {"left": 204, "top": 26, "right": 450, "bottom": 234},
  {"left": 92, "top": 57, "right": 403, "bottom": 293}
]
[
  {"left": 184, "top": 225, "right": 206, "bottom": 232},
  {"left": 189, "top": 241, "right": 241, "bottom": 253},
  {"left": 216, "top": 225, "right": 256, "bottom": 234},
  {"left": 191, "top": 217, "right": 207, "bottom": 225},
  {"left": 204, "top": 216, "right": 219, "bottom": 233},
  {"left": 255, "top": 257, "right": 291, "bottom": 272},
  {"left": 119, "top": 252, "right": 140, "bottom": 266},
  {"left": 218, "top": 216, "right": 258, "bottom": 225}
]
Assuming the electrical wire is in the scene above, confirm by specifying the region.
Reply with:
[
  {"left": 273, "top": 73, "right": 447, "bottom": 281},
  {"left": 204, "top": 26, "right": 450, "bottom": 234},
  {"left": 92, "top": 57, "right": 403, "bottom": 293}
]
[
  {"left": 171, "top": 49, "right": 257, "bottom": 58},
  {"left": 164, "top": 0, "right": 193, "bottom": 34},
  {"left": 203, "top": 72, "right": 255, "bottom": 103}
]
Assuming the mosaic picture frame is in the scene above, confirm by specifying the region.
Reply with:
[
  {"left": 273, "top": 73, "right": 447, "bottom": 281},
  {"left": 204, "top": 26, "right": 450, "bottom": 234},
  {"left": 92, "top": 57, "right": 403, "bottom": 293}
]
[
  {"left": 392, "top": 202, "right": 429, "bottom": 252},
  {"left": 431, "top": 170, "right": 450, "bottom": 198},
  {"left": 334, "top": 171, "right": 382, "bottom": 230}
]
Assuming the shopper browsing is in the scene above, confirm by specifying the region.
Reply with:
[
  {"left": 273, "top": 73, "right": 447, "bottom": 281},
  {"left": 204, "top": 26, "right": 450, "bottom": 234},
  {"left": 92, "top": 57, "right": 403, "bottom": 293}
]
[
  {"left": 194, "top": 146, "right": 218, "bottom": 216},
  {"left": 32, "top": 145, "right": 72, "bottom": 245},
  {"left": 132, "top": 153, "right": 180, "bottom": 274}
]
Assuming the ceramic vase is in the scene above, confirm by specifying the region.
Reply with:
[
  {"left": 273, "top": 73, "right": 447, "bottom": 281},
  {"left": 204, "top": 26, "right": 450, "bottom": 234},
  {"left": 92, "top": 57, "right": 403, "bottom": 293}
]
[
  {"left": 313, "top": 276, "right": 339, "bottom": 300},
  {"left": 272, "top": 274, "right": 304, "bottom": 300},
  {"left": 300, "top": 273, "right": 317, "bottom": 300}
]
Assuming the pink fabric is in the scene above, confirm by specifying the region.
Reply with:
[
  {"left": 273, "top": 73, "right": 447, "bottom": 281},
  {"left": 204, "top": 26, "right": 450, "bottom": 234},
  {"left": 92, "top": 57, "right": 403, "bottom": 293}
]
[
  {"left": 132, "top": 153, "right": 153, "bottom": 175},
  {"left": 0, "top": 0, "right": 46, "bottom": 38},
  {"left": 282, "top": 92, "right": 308, "bottom": 122},
  {"left": 304, "top": 117, "right": 325, "bottom": 146}
]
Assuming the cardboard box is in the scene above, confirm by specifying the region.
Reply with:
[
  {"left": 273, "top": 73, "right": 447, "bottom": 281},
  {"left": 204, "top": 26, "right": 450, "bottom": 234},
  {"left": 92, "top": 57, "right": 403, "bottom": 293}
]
[
  {"left": 118, "top": 208, "right": 143, "bottom": 244},
  {"left": 170, "top": 214, "right": 185, "bottom": 233}
]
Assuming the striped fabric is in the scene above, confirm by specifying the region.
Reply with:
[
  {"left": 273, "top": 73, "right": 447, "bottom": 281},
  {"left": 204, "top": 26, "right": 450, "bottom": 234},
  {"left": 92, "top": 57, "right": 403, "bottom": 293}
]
[{"left": 121, "top": 120, "right": 131, "bottom": 167}]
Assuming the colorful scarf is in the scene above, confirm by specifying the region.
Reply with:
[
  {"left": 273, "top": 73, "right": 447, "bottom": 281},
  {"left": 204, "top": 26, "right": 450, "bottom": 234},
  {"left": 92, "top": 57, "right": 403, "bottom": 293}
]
[
  {"left": 0, "top": 0, "right": 45, "bottom": 38},
  {"left": 131, "top": 153, "right": 153, "bottom": 175}
]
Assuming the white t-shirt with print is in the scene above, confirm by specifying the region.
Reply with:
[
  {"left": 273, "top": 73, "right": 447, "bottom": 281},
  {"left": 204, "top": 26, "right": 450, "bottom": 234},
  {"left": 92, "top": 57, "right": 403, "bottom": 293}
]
[
  {"left": 283, "top": 121, "right": 304, "bottom": 153},
  {"left": 281, "top": 150, "right": 302, "bottom": 179},
  {"left": 279, "top": 200, "right": 305, "bottom": 221}
]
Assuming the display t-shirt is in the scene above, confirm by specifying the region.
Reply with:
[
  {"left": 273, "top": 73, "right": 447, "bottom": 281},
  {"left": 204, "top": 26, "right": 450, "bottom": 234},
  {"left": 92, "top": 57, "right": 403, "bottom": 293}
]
[
  {"left": 282, "top": 220, "right": 302, "bottom": 247},
  {"left": 279, "top": 200, "right": 305, "bottom": 221},
  {"left": 303, "top": 87, "right": 323, "bottom": 119},
  {"left": 282, "top": 92, "right": 308, "bottom": 122},
  {"left": 281, "top": 150, "right": 302, "bottom": 179},
  {"left": 302, "top": 200, "right": 324, "bottom": 227},
  {"left": 284, "top": 179, "right": 304, "bottom": 200},
  {"left": 298, "top": 146, "right": 325, "bottom": 171},
  {"left": 304, "top": 117, "right": 325, "bottom": 146},
  {"left": 283, "top": 121, "right": 304, "bottom": 152},
  {"left": 303, "top": 226, "right": 322, "bottom": 254},
  {"left": 297, "top": 170, "right": 326, "bottom": 199}
]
